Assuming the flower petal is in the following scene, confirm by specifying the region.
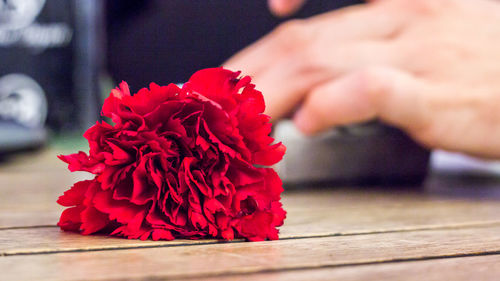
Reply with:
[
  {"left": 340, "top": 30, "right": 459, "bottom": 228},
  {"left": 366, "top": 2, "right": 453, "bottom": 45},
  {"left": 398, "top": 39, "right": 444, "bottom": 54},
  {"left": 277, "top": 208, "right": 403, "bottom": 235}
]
[{"left": 57, "top": 180, "right": 92, "bottom": 207}]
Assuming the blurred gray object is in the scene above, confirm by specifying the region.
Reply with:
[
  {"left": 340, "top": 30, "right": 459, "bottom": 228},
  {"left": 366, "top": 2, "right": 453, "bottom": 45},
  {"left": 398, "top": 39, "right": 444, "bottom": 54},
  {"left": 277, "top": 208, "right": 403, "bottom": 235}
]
[
  {"left": 0, "top": 73, "right": 47, "bottom": 155},
  {"left": 274, "top": 121, "right": 431, "bottom": 186},
  {"left": 0, "top": 122, "right": 46, "bottom": 155},
  {"left": 0, "top": 0, "right": 103, "bottom": 132},
  {"left": 0, "top": 0, "right": 104, "bottom": 155}
]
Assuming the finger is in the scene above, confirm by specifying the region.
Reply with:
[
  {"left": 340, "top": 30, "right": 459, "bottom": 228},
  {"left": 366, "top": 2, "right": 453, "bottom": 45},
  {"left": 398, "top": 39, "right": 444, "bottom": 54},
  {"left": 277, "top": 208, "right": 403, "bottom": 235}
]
[
  {"left": 224, "top": 19, "right": 309, "bottom": 76},
  {"left": 293, "top": 66, "right": 431, "bottom": 135},
  {"left": 268, "top": 0, "right": 307, "bottom": 17},
  {"left": 254, "top": 41, "right": 397, "bottom": 121},
  {"left": 253, "top": 56, "right": 333, "bottom": 121},
  {"left": 319, "top": 41, "right": 398, "bottom": 76},
  {"left": 225, "top": 3, "right": 409, "bottom": 122},
  {"left": 306, "top": 2, "right": 408, "bottom": 41},
  {"left": 225, "top": 2, "right": 406, "bottom": 76}
]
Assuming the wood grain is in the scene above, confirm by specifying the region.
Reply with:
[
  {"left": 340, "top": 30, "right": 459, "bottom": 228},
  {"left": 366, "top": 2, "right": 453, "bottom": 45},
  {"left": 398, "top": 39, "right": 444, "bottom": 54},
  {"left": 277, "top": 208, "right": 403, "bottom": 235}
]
[
  {"left": 0, "top": 171, "right": 90, "bottom": 228},
  {"left": 2, "top": 187, "right": 500, "bottom": 255},
  {"left": 0, "top": 227, "right": 220, "bottom": 256},
  {"left": 199, "top": 254, "right": 500, "bottom": 281},
  {"left": 2, "top": 169, "right": 500, "bottom": 230},
  {"left": 281, "top": 189, "right": 500, "bottom": 237},
  {"left": 0, "top": 149, "right": 68, "bottom": 173},
  {"left": 1, "top": 225, "right": 500, "bottom": 280},
  {"left": 2, "top": 150, "right": 500, "bottom": 280},
  {"left": 2, "top": 150, "right": 500, "bottom": 256},
  {"left": 3, "top": 221, "right": 500, "bottom": 256},
  {"left": 3, "top": 149, "right": 500, "bottom": 231}
]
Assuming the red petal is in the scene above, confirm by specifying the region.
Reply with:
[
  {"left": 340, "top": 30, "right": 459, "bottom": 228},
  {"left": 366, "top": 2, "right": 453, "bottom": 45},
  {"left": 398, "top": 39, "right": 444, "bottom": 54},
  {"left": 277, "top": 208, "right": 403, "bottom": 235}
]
[
  {"left": 221, "top": 228, "right": 234, "bottom": 240},
  {"left": 57, "top": 205, "right": 84, "bottom": 231},
  {"left": 124, "top": 83, "right": 181, "bottom": 115},
  {"left": 104, "top": 141, "right": 133, "bottom": 165},
  {"left": 184, "top": 67, "right": 238, "bottom": 103},
  {"left": 151, "top": 229, "right": 175, "bottom": 241},
  {"left": 130, "top": 159, "right": 156, "bottom": 205},
  {"left": 101, "top": 81, "right": 130, "bottom": 121},
  {"left": 189, "top": 209, "right": 208, "bottom": 229},
  {"left": 93, "top": 189, "right": 144, "bottom": 225},
  {"left": 80, "top": 206, "right": 110, "bottom": 235},
  {"left": 263, "top": 168, "right": 284, "bottom": 201},
  {"left": 57, "top": 180, "right": 92, "bottom": 207},
  {"left": 237, "top": 211, "right": 274, "bottom": 241},
  {"left": 271, "top": 201, "right": 287, "bottom": 227},
  {"left": 58, "top": 152, "right": 105, "bottom": 174},
  {"left": 253, "top": 142, "right": 286, "bottom": 166},
  {"left": 238, "top": 84, "right": 265, "bottom": 115}
]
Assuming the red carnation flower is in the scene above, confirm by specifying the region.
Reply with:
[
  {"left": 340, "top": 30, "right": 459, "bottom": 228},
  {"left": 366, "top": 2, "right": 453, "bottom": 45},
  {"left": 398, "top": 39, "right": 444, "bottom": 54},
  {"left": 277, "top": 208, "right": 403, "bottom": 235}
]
[{"left": 57, "top": 67, "right": 286, "bottom": 241}]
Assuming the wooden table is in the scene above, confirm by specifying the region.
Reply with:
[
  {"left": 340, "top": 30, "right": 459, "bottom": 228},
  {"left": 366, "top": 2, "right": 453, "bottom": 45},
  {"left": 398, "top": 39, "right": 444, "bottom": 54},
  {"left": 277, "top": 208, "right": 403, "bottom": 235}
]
[{"left": 1, "top": 149, "right": 499, "bottom": 280}]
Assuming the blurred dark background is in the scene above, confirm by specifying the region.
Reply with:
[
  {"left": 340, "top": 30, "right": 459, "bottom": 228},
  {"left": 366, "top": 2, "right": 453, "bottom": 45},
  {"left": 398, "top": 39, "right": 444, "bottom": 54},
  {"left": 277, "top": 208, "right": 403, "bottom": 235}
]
[
  {"left": 0, "top": 1, "right": 430, "bottom": 185},
  {"left": 0, "top": 0, "right": 360, "bottom": 153},
  {"left": 0, "top": 0, "right": 361, "bottom": 137},
  {"left": 0, "top": 0, "right": 441, "bottom": 186},
  {"left": 106, "top": 0, "right": 362, "bottom": 92}
]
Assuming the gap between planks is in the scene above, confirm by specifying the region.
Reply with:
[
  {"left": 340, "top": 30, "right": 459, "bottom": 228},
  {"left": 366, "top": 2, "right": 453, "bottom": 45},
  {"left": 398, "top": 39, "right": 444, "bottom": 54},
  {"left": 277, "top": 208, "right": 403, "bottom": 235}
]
[
  {"left": 165, "top": 254, "right": 500, "bottom": 281},
  {"left": 2, "top": 221, "right": 500, "bottom": 256},
  {"left": 1, "top": 225, "right": 500, "bottom": 281}
]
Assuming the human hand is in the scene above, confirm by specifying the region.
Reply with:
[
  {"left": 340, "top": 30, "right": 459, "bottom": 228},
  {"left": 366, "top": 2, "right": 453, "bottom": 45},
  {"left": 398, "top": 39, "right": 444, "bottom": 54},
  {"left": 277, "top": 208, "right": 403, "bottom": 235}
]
[{"left": 225, "top": 0, "right": 500, "bottom": 158}]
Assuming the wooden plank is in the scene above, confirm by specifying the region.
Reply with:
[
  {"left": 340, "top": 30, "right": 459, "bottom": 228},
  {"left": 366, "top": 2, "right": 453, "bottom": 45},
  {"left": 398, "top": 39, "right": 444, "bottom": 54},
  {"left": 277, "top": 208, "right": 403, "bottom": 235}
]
[
  {"left": 3, "top": 149, "right": 500, "bottom": 257},
  {"left": 0, "top": 149, "right": 68, "bottom": 173},
  {"left": 3, "top": 170, "right": 500, "bottom": 230},
  {"left": 281, "top": 189, "right": 500, "bottom": 237},
  {"left": 2, "top": 169, "right": 500, "bottom": 254},
  {"left": 200, "top": 254, "right": 500, "bottom": 281},
  {"left": 0, "top": 227, "right": 220, "bottom": 255},
  {"left": 2, "top": 187, "right": 500, "bottom": 254},
  {"left": 3, "top": 221, "right": 500, "bottom": 256},
  {"left": 3, "top": 149, "right": 500, "bottom": 231},
  {"left": 0, "top": 171, "right": 90, "bottom": 228},
  {"left": 1, "top": 225, "right": 500, "bottom": 280}
]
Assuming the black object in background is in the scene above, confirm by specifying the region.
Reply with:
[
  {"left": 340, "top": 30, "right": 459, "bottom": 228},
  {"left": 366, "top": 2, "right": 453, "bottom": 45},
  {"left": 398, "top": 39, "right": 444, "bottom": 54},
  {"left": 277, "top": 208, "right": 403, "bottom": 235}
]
[
  {"left": 0, "top": 0, "right": 104, "bottom": 155},
  {"left": 106, "top": 0, "right": 363, "bottom": 91},
  {"left": 0, "top": 0, "right": 103, "bottom": 133}
]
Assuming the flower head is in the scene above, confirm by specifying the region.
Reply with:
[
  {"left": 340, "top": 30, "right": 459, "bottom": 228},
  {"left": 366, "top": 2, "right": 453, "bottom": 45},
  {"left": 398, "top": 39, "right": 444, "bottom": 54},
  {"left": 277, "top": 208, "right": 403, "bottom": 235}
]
[{"left": 58, "top": 67, "right": 286, "bottom": 241}]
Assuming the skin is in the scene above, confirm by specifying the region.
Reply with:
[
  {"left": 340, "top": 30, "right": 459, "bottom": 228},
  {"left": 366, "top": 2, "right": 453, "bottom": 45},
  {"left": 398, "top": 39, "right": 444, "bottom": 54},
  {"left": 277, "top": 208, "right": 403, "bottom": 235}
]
[
  {"left": 268, "top": 0, "right": 307, "bottom": 17},
  {"left": 224, "top": 0, "right": 500, "bottom": 158}
]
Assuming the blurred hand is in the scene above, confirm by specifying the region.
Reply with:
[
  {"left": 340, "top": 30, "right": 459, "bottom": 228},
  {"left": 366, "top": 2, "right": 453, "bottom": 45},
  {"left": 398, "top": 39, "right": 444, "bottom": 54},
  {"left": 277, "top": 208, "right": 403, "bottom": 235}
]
[{"left": 225, "top": 0, "right": 500, "bottom": 158}]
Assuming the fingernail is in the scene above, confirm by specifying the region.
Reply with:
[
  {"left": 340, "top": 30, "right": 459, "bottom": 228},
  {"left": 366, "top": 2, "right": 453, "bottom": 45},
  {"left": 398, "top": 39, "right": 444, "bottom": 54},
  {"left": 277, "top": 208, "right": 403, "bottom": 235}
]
[{"left": 269, "top": 0, "right": 292, "bottom": 17}]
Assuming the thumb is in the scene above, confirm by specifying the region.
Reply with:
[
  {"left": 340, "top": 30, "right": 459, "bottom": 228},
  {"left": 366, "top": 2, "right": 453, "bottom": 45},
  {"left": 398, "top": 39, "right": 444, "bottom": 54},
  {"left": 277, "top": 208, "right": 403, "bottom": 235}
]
[
  {"left": 293, "top": 67, "right": 431, "bottom": 136},
  {"left": 268, "top": 0, "right": 307, "bottom": 17}
]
